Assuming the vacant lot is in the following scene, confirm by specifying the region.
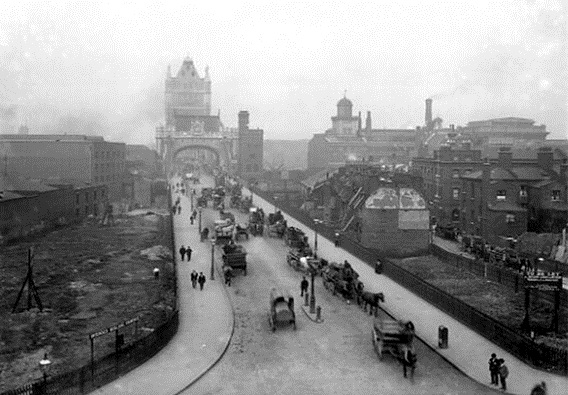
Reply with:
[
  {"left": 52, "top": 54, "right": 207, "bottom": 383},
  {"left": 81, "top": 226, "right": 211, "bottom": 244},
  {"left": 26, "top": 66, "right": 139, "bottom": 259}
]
[
  {"left": 0, "top": 213, "right": 176, "bottom": 393},
  {"left": 392, "top": 255, "right": 568, "bottom": 350}
]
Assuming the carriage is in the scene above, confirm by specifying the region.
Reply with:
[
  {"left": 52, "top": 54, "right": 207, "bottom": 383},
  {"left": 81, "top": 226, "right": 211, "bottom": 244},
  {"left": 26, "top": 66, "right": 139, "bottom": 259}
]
[
  {"left": 322, "top": 261, "right": 361, "bottom": 301},
  {"left": 222, "top": 243, "right": 247, "bottom": 275},
  {"left": 267, "top": 221, "right": 286, "bottom": 238},
  {"left": 372, "top": 317, "right": 416, "bottom": 371},
  {"left": 268, "top": 288, "right": 296, "bottom": 332},
  {"left": 235, "top": 223, "right": 249, "bottom": 241},
  {"left": 286, "top": 248, "right": 320, "bottom": 273},
  {"left": 248, "top": 207, "right": 264, "bottom": 236},
  {"left": 284, "top": 227, "right": 308, "bottom": 249},
  {"left": 214, "top": 219, "right": 235, "bottom": 245}
]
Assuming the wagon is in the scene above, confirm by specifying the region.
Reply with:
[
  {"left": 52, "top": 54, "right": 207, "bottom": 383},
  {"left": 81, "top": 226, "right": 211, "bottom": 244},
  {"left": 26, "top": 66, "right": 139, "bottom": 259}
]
[
  {"left": 287, "top": 249, "right": 320, "bottom": 274},
  {"left": 268, "top": 288, "right": 296, "bottom": 332},
  {"left": 222, "top": 243, "right": 247, "bottom": 275},
  {"left": 372, "top": 317, "right": 415, "bottom": 361}
]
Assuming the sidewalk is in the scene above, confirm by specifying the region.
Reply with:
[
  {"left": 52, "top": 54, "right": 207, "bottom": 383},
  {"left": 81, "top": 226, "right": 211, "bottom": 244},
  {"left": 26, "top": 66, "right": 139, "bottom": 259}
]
[
  {"left": 92, "top": 180, "right": 234, "bottom": 395},
  {"left": 247, "top": 189, "right": 568, "bottom": 395}
]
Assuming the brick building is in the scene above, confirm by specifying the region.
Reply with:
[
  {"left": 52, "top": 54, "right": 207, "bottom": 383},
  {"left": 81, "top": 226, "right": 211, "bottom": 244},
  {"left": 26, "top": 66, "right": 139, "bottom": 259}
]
[
  {"left": 237, "top": 111, "right": 263, "bottom": 181},
  {"left": 0, "top": 134, "right": 126, "bottom": 202},
  {"left": 412, "top": 144, "right": 567, "bottom": 228},
  {"left": 0, "top": 176, "right": 108, "bottom": 243},
  {"left": 461, "top": 148, "right": 568, "bottom": 244}
]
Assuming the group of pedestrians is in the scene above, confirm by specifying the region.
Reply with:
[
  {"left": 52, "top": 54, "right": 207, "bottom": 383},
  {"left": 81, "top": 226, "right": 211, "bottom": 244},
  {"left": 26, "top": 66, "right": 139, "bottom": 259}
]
[
  {"left": 179, "top": 245, "right": 193, "bottom": 262},
  {"left": 190, "top": 270, "right": 207, "bottom": 290},
  {"left": 488, "top": 353, "right": 509, "bottom": 391}
]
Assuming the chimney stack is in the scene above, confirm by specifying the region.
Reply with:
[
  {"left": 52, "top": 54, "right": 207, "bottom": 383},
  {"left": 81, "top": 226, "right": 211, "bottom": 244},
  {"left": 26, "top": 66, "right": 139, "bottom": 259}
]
[
  {"left": 498, "top": 147, "right": 513, "bottom": 169},
  {"left": 366, "top": 111, "right": 372, "bottom": 131},
  {"left": 425, "top": 98, "right": 433, "bottom": 126},
  {"left": 238, "top": 111, "right": 249, "bottom": 133}
]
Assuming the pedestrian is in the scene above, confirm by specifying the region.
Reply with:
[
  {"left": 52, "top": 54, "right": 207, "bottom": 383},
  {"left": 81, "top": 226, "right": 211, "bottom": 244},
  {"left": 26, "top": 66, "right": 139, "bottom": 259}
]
[
  {"left": 489, "top": 353, "right": 499, "bottom": 385},
  {"left": 186, "top": 246, "right": 192, "bottom": 262},
  {"left": 190, "top": 270, "right": 198, "bottom": 288},
  {"left": 190, "top": 215, "right": 194, "bottom": 225},
  {"left": 334, "top": 232, "right": 340, "bottom": 247},
  {"left": 153, "top": 267, "right": 160, "bottom": 279},
  {"left": 224, "top": 267, "right": 232, "bottom": 286},
  {"left": 179, "top": 245, "right": 186, "bottom": 261},
  {"left": 198, "top": 272, "right": 206, "bottom": 290},
  {"left": 171, "top": 205, "right": 177, "bottom": 215},
  {"left": 177, "top": 205, "right": 182, "bottom": 215},
  {"left": 402, "top": 347, "right": 417, "bottom": 378},
  {"left": 300, "top": 276, "right": 309, "bottom": 297},
  {"left": 530, "top": 381, "right": 547, "bottom": 395},
  {"left": 498, "top": 359, "right": 508, "bottom": 391},
  {"left": 193, "top": 209, "right": 197, "bottom": 219}
]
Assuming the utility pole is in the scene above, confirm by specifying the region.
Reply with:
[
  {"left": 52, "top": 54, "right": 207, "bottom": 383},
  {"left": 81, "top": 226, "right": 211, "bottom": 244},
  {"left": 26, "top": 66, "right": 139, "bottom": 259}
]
[{"left": 12, "top": 247, "right": 44, "bottom": 313}]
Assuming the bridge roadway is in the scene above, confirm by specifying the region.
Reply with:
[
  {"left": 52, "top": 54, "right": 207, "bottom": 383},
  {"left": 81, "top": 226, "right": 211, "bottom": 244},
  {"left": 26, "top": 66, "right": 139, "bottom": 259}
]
[
  {"left": 92, "top": 176, "right": 563, "bottom": 394},
  {"left": 242, "top": 186, "right": 567, "bottom": 395}
]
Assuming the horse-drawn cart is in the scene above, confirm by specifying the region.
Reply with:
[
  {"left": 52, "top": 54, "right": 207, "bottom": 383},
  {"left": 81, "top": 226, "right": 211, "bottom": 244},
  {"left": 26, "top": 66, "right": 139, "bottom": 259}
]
[
  {"left": 268, "top": 288, "right": 296, "bottom": 332},
  {"left": 222, "top": 243, "right": 247, "bottom": 275},
  {"left": 372, "top": 318, "right": 416, "bottom": 377},
  {"left": 287, "top": 248, "right": 321, "bottom": 274}
]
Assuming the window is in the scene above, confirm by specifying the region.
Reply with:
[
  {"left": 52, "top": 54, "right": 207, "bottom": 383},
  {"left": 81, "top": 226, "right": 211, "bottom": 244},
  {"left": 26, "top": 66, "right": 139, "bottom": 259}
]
[
  {"left": 519, "top": 186, "right": 528, "bottom": 197},
  {"left": 453, "top": 188, "right": 460, "bottom": 200},
  {"left": 75, "top": 194, "right": 80, "bottom": 204},
  {"left": 497, "top": 190, "right": 507, "bottom": 200},
  {"left": 506, "top": 214, "right": 515, "bottom": 223},
  {"left": 452, "top": 169, "right": 460, "bottom": 179},
  {"left": 451, "top": 209, "right": 460, "bottom": 221},
  {"left": 552, "top": 190, "right": 561, "bottom": 201}
]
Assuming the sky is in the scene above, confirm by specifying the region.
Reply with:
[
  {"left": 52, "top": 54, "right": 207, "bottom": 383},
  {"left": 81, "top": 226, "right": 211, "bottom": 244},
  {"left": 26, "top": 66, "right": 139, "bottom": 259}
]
[{"left": 0, "top": 0, "right": 566, "bottom": 146}]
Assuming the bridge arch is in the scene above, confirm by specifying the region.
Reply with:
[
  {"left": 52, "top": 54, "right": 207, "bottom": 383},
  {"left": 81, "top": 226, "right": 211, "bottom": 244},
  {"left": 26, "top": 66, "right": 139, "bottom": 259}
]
[{"left": 173, "top": 144, "right": 220, "bottom": 165}]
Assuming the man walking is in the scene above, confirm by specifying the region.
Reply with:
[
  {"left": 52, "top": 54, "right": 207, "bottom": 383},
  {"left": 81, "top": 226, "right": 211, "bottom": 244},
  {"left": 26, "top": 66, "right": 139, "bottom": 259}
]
[
  {"left": 177, "top": 205, "right": 182, "bottom": 215},
  {"left": 198, "top": 272, "right": 206, "bottom": 290},
  {"left": 190, "top": 270, "right": 198, "bottom": 288},
  {"left": 186, "top": 246, "right": 193, "bottom": 262},
  {"left": 489, "top": 353, "right": 499, "bottom": 386},
  {"left": 334, "top": 232, "right": 340, "bottom": 247},
  {"left": 179, "top": 245, "right": 186, "bottom": 261},
  {"left": 300, "top": 276, "right": 309, "bottom": 297},
  {"left": 498, "top": 359, "right": 508, "bottom": 391}
]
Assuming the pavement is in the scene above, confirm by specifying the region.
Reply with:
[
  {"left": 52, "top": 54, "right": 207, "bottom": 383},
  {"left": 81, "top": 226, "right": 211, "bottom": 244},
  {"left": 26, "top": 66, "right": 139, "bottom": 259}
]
[
  {"left": 245, "top": 188, "right": 568, "bottom": 395},
  {"left": 91, "top": 178, "right": 234, "bottom": 395}
]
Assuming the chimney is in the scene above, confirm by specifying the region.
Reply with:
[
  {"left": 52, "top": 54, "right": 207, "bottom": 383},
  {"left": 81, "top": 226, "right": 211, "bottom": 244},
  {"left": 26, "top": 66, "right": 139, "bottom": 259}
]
[
  {"left": 498, "top": 147, "right": 513, "bottom": 169},
  {"left": 238, "top": 111, "right": 249, "bottom": 133},
  {"left": 537, "top": 147, "right": 554, "bottom": 172},
  {"left": 366, "top": 111, "right": 372, "bottom": 131},
  {"left": 425, "top": 98, "right": 433, "bottom": 126}
]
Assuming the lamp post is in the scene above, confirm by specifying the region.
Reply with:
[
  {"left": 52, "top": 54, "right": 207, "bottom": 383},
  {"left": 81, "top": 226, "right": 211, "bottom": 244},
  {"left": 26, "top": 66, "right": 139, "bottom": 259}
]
[
  {"left": 198, "top": 207, "right": 203, "bottom": 234},
  {"left": 313, "top": 219, "right": 323, "bottom": 258},
  {"left": 39, "top": 353, "right": 51, "bottom": 394},
  {"left": 210, "top": 237, "right": 216, "bottom": 280},
  {"left": 191, "top": 189, "right": 194, "bottom": 211}
]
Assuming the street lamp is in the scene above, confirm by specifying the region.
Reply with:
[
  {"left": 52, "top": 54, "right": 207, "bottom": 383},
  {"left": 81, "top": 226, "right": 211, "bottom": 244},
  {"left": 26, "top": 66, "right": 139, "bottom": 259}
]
[
  {"left": 191, "top": 189, "right": 194, "bottom": 211},
  {"left": 210, "top": 237, "right": 216, "bottom": 280},
  {"left": 39, "top": 353, "right": 51, "bottom": 393},
  {"left": 313, "top": 219, "right": 323, "bottom": 258},
  {"left": 198, "top": 207, "right": 203, "bottom": 234}
]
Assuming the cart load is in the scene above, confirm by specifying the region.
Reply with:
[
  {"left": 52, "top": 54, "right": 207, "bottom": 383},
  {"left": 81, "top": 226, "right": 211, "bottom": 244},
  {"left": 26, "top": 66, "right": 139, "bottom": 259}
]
[
  {"left": 322, "top": 260, "right": 362, "bottom": 300},
  {"left": 284, "top": 227, "right": 308, "bottom": 249},
  {"left": 222, "top": 243, "right": 247, "bottom": 275},
  {"left": 214, "top": 219, "right": 235, "bottom": 244},
  {"left": 268, "top": 288, "right": 296, "bottom": 332},
  {"left": 372, "top": 317, "right": 415, "bottom": 361},
  {"left": 286, "top": 248, "right": 320, "bottom": 273}
]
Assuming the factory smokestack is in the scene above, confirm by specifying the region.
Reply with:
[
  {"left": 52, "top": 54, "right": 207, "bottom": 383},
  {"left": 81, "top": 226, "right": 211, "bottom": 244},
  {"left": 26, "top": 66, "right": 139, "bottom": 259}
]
[{"left": 425, "top": 98, "right": 433, "bottom": 126}]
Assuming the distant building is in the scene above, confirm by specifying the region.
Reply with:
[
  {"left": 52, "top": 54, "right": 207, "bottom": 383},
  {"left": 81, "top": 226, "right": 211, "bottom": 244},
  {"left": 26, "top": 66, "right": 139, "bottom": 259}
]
[
  {"left": 0, "top": 175, "right": 108, "bottom": 243},
  {"left": 413, "top": 144, "right": 567, "bottom": 230},
  {"left": 164, "top": 57, "right": 221, "bottom": 133},
  {"left": 126, "top": 144, "right": 158, "bottom": 175},
  {"left": 307, "top": 95, "right": 419, "bottom": 170},
  {"left": 237, "top": 111, "right": 263, "bottom": 180},
  {"left": 0, "top": 134, "right": 126, "bottom": 202}
]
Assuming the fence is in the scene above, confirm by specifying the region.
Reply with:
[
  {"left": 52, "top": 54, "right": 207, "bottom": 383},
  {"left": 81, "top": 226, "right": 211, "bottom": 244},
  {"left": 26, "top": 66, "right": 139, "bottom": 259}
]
[
  {"left": 430, "top": 244, "right": 568, "bottom": 311},
  {"left": 250, "top": 186, "right": 568, "bottom": 375},
  {"left": 2, "top": 311, "right": 179, "bottom": 395}
]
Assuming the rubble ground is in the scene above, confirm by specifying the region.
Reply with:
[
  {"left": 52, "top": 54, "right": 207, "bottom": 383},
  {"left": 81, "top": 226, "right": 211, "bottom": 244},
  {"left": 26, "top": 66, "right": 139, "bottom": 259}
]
[
  {"left": 393, "top": 255, "right": 568, "bottom": 350},
  {"left": 0, "top": 213, "right": 176, "bottom": 393}
]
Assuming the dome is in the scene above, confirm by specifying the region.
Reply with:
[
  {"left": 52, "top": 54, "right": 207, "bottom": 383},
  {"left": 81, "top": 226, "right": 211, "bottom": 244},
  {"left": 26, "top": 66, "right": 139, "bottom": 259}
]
[{"left": 337, "top": 97, "right": 352, "bottom": 107}]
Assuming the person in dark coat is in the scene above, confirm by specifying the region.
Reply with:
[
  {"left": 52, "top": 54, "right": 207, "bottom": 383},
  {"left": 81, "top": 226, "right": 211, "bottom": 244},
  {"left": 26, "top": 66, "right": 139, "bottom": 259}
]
[
  {"left": 489, "top": 353, "right": 499, "bottom": 385},
  {"left": 186, "top": 246, "right": 192, "bottom": 262},
  {"left": 179, "top": 245, "right": 186, "bottom": 261},
  {"left": 190, "top": 270, "right": 198, "bottom": 288},
  {"left": 402, "top": 347, "right": 417, "bottom": 378},
  {"left": 530, "top": 381, "right": 547, "bottom": 395},
  {"left": 498, "top": 359, "right": 508, "bottom": 391},
  {"left": 300, "top": 276, "right": 309, "bottom": 297},
  {"left": 334, "top": 232, "right": 340, "bottom": 247},
  {"left": 177, "top": 205, "right": 182, "bottom": 215},
  {"left": 198, "top": 272, "right": 206, "bottom": 290},
  {"left": 190, "top": 215, "right": 194, "bottom": 225}
]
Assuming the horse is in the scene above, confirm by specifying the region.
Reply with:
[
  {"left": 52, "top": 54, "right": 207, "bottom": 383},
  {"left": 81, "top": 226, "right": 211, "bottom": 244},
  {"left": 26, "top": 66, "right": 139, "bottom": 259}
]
[{"left": 359, "top": 291, "right": 385, "bottom": 316}]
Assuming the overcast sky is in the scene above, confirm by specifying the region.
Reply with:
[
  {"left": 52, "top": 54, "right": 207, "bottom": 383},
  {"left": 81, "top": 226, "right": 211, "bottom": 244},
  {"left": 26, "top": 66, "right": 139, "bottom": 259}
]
[{"left": 0, "top": 0, "right": 566, "bottom": 145}]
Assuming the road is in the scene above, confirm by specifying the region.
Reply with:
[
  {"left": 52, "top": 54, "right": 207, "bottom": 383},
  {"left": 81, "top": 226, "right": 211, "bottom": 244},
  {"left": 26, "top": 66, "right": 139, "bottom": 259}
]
[{"left": 182, "top": 180, "right": 499, "bottom": 395}]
